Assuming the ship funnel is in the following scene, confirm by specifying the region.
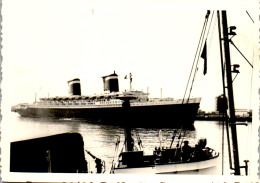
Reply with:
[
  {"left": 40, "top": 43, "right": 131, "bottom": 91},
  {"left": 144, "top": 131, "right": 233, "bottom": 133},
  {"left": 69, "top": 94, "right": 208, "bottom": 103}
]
[
  {"left": 68, "top": 78, "right": 81, "bottom": 96},
  {"left": 102, "top": 71, "right": 119, "bottom": 93}
]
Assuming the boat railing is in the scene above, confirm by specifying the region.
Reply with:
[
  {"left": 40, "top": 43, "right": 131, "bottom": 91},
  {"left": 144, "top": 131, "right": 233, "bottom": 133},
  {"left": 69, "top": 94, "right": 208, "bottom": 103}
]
[
  {"left": 131, "top": 99, "right": 200, "bottom": 106},
  {"left": 147, "top": 97, "right": 201, "bottom": 104},
  {"left": 152, "top": 146, "right": 218, "bottom": 165}
]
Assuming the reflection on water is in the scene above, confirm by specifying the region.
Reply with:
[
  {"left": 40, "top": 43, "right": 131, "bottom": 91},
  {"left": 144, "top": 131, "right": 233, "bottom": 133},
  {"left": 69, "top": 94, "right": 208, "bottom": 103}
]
[{"left": 7, "top": 113, "right": 252, "bottom": 175}]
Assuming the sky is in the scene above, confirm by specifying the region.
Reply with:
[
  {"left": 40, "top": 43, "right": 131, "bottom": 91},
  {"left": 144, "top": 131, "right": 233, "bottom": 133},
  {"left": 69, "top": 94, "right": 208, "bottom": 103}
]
[{"left": 2, "top": 0, "right": 259, "bottom": 113}]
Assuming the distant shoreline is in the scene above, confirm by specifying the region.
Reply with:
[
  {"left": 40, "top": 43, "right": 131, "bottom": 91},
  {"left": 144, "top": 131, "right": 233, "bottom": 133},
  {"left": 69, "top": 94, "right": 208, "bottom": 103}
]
[{"left": 195, "top": 116, "right": 252, "bottom": 122}]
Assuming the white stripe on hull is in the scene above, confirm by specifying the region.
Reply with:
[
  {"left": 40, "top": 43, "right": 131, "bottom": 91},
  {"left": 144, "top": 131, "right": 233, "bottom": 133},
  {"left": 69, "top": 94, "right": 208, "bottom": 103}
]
[{"left": 114, "top": 156, "right": 219, "bottom": 174}]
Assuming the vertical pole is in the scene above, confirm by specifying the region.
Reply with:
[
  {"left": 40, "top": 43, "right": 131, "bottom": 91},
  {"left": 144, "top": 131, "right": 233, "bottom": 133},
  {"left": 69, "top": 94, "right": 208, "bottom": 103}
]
[
  {"left": 46, "top": 150, "right": 51, "bottom": 172},
  {"left": 122, "top": 99, "right": 133, "bottom": 152},
  {"left": 217, "top": 10, "right": 233, "bottom": 172},
  {"left": 221, "top": 10, "right": 240, "bottom": 175},
  {"left": 217, "top": 11, "right": 226, "bottom": 174},
  {"left": 129, "top": 73, "right": 132, "bottom": 91}
]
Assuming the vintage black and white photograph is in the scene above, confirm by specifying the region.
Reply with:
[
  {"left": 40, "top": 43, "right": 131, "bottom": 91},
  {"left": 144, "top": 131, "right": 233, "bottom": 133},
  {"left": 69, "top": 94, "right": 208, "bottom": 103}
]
[{"left": 1, "top": 0, "right": 259, "bottom": 182}]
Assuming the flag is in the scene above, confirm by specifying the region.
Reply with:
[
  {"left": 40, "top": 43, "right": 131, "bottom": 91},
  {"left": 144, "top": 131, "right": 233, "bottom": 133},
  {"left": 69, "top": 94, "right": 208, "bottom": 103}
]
[{"left": 201, "top": 41, "right": 207, "bottom": 75}]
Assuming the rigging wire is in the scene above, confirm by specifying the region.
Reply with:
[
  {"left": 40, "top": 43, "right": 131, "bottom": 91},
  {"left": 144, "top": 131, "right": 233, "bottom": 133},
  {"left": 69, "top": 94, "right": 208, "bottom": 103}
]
[
  {"left": 174, "top": 129, "right": 186, "bottom": 158},
  {"left": 110, "top": 136, "right": 121, "bottom": 173},
  {"left": 205, "top": 11, "right": 216, "bottom": 47},
  {"left": 208, "top": 13, "right": 218, "bottom": 56},
  {"left": 249, "top": 49, "right": 254, "bottom": 110},
  {"left": 221, "top": 112, "right": 225, "bottom": 175},
  {"left": 226, "top": 118, "right": 233, "bottom": 170},
  {"left": 171, "top": 11, "right": 215, "bottom": 153},
  {"left": 231, "top": 10, "right": 254, "bottom": 119},
  {"left": 169, "top": 129, "right": 178, "bottom": 148},
  {"left": 230, "top": 40, "right": 253, "bottom": 68},
  {"left": 170, "top": 11, "right": 211, "bottom": 148},
  {"left": 232, "top": 73, "right": 239, "bottom": 82},
  {"left": 170, "top": 11, "right": 221, "bottom": 159},
  {"left": 135, "top": 129, "right": 143, "bottom": 150},
  {"left": 187, "top": 11, "right": 215, "bottom": 101},
  {"left": 190, "top": 12, "right": 216, "bottom": 97},
  {"left": 246, "top": 11, "right": 255, "bottom": 23},
  {"left": 111, "top": 138, "right": 126, "bottom": 172},
  {"left": 182, "top": 10, "right": 210, "bottom": 103}
]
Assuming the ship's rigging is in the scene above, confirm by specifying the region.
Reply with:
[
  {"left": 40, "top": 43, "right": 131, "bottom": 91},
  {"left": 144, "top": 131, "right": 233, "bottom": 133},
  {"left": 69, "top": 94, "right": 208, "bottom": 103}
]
[
  {"left": 111, "top": 10, "right": 254, "bottom": 175},
  {"left": 194, "top": 10, "right": 254, "bottom": 175}
]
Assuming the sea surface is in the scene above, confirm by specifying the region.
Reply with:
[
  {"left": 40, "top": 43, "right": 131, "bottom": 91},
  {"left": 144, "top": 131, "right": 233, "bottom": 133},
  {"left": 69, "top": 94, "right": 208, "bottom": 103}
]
[{"left": 5, "top": 113, "right": 253, "bottom": 176}]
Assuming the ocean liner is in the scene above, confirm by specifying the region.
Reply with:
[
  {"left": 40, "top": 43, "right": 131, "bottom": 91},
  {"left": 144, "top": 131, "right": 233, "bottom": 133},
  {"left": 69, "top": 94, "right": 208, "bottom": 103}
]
[{"left": 11, "top": 71, "right": 201, "bottom": 127}]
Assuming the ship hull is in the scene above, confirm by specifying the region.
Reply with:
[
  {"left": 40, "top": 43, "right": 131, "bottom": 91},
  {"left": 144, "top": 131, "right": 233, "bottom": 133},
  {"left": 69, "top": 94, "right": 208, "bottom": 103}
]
[{"left": 15, "top": 103, "right": 200, "bottom": 127}]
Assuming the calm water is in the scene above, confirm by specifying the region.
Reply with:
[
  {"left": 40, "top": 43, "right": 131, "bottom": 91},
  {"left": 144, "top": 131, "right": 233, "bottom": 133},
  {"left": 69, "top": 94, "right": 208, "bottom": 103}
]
[{"left": 6, "top": 113, "right": 252, "bottom": 175}]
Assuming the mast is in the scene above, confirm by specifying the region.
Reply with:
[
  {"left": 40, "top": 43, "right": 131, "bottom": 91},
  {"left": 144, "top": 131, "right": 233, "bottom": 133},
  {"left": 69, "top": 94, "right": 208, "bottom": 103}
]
[
  {"left": 217, "top": 11, "right": 233, "bottom": 174},
  {"left": 118, "top": 96, "right": 136, "bottom": 152},
  {"left": 129, "top": 73, "right": 132, "bottom": 91},
  {"left": 220, "top": 10, "right": 240, "bottom": 175}
]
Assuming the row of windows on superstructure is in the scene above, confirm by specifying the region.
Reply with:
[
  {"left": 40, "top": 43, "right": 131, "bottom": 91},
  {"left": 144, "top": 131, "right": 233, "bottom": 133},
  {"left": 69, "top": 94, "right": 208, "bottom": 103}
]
[{"left": 38, "top": 99, "right": 122, "bottom": 105}]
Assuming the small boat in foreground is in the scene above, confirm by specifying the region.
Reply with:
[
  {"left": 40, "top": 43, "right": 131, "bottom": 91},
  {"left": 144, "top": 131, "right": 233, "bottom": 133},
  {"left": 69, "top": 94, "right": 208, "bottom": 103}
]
[
  {"left": 112, "top": 137, "right": 219, "bottom": 174},
  {"left": 110, "top": 97, "right": 219, "bottom": 174}
]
